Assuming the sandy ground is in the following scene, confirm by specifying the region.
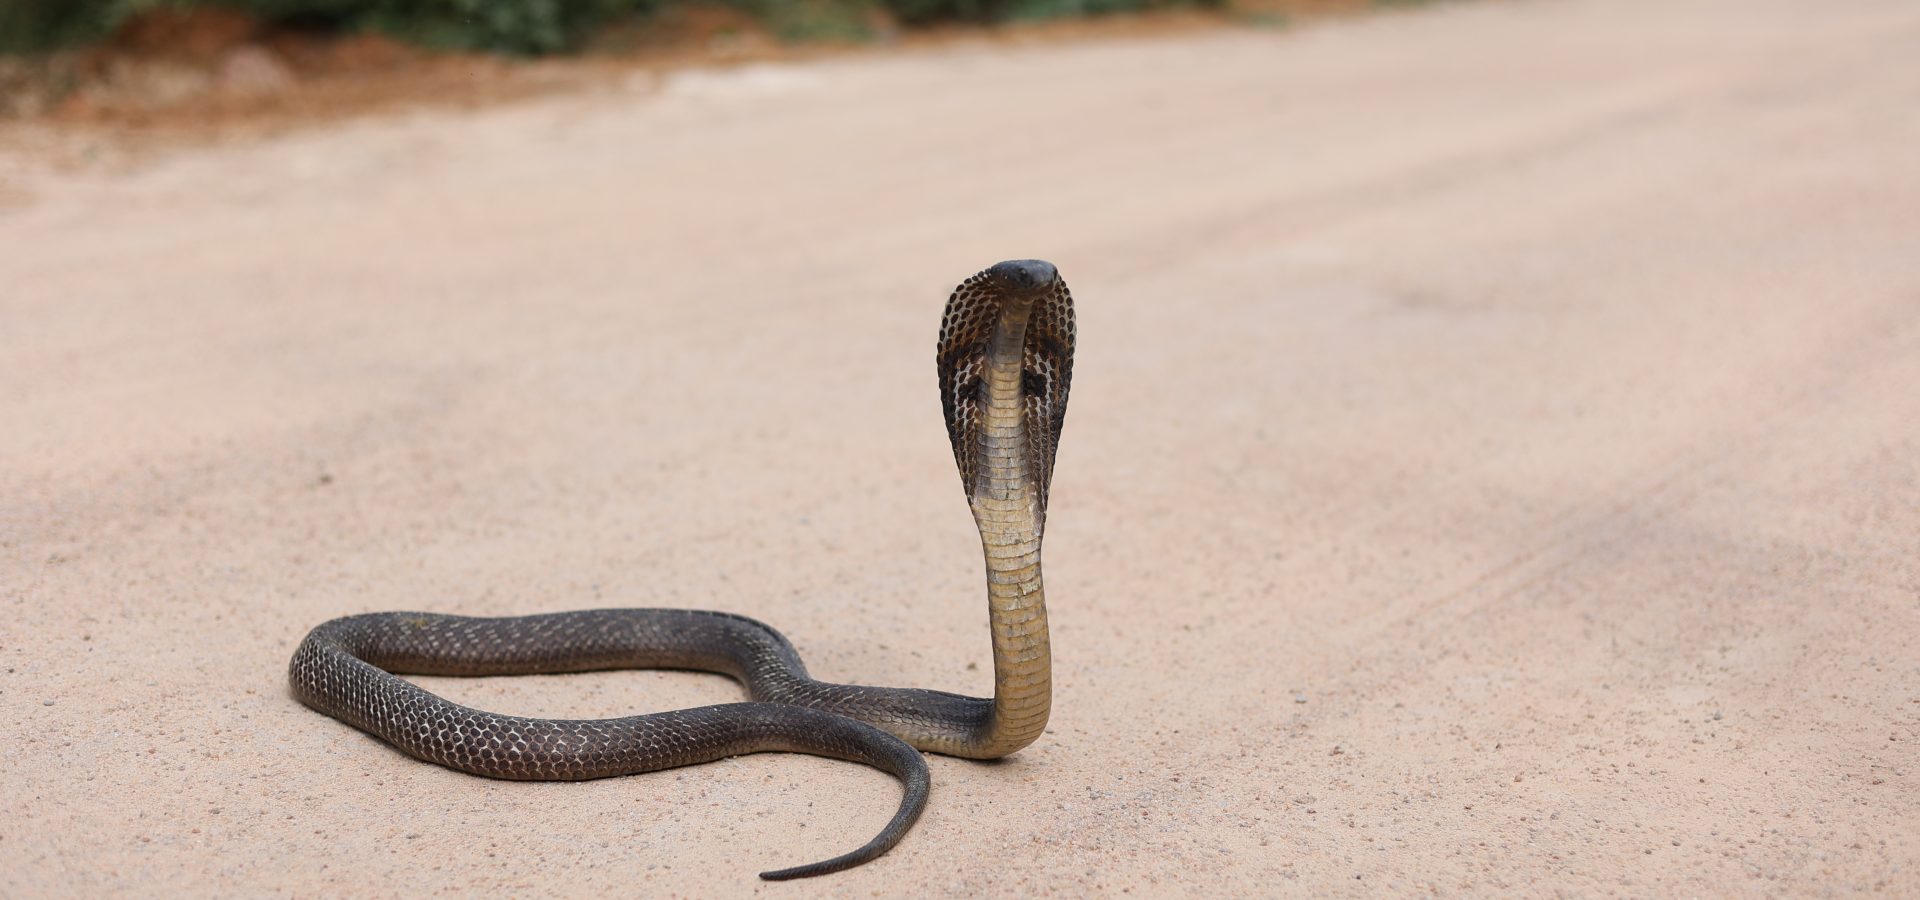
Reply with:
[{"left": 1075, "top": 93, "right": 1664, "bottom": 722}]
[{"left": 4, "top": 0, "right": 1918, "bottom": 895}]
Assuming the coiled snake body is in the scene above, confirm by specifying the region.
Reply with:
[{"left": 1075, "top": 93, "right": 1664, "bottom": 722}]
[{"left": 290, "top": 260, "right": 1075, "bottom": 879}]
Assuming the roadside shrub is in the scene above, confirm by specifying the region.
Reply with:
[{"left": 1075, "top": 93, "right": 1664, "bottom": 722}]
[
  {"left": 0, "top": 0, "right": 122, "bottom": 53},
  {"left": 0, "top": 0, "right": 662, "bottom": 56},
  {"left": 728, "top": 0, "right": 873, "bottom": 42},
  {"left": 366, "top": 0, "right": 663, "bottom": 55},
  {"left": 229, "top": 0, "right": 664, "bottom": 54},
  {"left": 882, "top": 0, "right": 1218, "bottom": 26},
  {"left": 0, "top": 0, "right": 1222, "bottom": 57}
]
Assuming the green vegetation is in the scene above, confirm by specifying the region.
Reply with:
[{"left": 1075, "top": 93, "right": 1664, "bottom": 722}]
[
  {"left": 0, "top": 0, "right": 113, "bottom": 53},
  {"left": 0, "top": 0, "right": 1225, "bottom": 56}
]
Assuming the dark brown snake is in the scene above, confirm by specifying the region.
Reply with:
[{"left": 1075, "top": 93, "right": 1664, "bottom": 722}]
[{"left": 289, "top": 260, "right": 1075, "bottom": 879}]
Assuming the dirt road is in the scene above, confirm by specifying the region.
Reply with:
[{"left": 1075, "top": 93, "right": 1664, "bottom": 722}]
[{"left": 4, "top": 0, "right": 1917, "bottom": 894}]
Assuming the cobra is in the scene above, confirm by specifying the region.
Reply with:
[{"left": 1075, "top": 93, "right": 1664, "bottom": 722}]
[{"left": 289, "top": 259, "right": 1075, "bottom": 879}]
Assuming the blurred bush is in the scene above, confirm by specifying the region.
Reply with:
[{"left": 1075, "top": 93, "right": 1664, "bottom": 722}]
[
  {"left": 0, "top": 0, "right": 1224, "bottom": 56},
  {"left": 356, "top": 0, "right": 664, "bottom": 54},
  {"left": 890, "top": 0, "right": 1201, "bottom": 25},
  {"left": 729, "top": 0, "right": 873, "bottom": 41},
  {"left": 0, "top": 0, "right": 120, "bottom": 53}
]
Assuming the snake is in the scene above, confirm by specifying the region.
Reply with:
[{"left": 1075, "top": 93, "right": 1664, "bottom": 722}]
[{"left": 289, "top": 259, "right": 1076, "bottom": 880}]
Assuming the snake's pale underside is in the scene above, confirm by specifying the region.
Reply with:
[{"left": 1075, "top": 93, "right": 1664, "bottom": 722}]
[{"left": 290, "top": 260, "right": 1075, "bottom": 879}]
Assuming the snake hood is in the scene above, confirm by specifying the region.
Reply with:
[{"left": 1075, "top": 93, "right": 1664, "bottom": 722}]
[{"left": 936, "top": 259, "right": 1076, "bottom": 537}]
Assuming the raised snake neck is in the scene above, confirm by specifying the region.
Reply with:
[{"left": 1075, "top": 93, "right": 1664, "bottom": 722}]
[{"left": 288, "top": 260, "right": 1075, "bottom": 879}]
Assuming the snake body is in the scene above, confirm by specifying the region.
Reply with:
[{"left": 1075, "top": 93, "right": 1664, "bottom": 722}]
[{"left": 290, "top": 260, "right": 1076, "bottom": 879}]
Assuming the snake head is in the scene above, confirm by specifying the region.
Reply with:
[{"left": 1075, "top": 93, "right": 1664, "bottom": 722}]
[{"left": 982, "top": 259, "right": 1059, "bottom": 300}]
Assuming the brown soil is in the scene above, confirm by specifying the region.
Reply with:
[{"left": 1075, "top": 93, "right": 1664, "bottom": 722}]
[{"left": 0, "top": 3, "right": 1384, "bottom": 173}]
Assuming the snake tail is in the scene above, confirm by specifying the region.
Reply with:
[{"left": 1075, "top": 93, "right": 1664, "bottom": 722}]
[{"left": 289, "top": 614, "right": 928, "bottom": 881}]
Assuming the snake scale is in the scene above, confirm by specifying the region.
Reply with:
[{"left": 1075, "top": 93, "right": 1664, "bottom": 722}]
[{"left": 290, "top": 260, "right": 1076, "bottom": 879}]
